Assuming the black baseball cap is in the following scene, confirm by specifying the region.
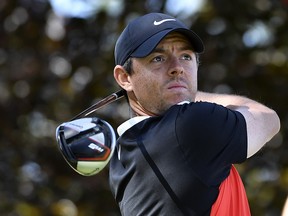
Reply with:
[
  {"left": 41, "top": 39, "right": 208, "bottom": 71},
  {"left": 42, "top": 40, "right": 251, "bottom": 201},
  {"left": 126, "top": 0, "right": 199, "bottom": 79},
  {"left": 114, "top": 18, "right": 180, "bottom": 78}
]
[{"left": 114, "top": 13, "right": 204, "bottom": 66}]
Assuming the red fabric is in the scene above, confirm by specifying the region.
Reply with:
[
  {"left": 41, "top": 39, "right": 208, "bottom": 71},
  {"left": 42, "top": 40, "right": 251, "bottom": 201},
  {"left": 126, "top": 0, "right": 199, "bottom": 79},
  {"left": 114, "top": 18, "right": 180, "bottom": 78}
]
[{"left": 210, "top": 165, "right": 251, "bottom": 216}]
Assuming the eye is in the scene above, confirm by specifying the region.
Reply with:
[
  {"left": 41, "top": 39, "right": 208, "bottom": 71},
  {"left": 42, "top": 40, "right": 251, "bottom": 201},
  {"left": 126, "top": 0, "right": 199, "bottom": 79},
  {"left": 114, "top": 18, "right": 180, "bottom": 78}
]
[
  {"left": 152, "top": 56, "right": 165, "bottom": 62},
  {"left": 181, "top": 54, "right": 192, "bottom": 61}
]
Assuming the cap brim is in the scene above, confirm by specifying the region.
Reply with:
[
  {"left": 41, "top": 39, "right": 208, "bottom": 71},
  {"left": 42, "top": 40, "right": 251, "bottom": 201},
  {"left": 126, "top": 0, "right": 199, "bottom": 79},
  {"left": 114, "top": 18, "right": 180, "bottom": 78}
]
[{"left": 130, "top": 28, "right": 204, "bottom": 58}]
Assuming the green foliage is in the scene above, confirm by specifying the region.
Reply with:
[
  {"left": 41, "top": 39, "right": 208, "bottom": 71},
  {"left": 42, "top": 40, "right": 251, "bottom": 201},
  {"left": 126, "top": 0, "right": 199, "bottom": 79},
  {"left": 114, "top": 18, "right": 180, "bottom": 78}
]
[{"left": 0, "top": 0, "right": 287, "bottom": 215}]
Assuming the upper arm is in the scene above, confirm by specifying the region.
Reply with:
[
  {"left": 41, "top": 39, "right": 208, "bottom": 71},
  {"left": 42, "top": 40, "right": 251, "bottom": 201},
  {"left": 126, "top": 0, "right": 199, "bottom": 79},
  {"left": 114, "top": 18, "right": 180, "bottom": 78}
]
[
  {"left": 175, "top": 102, "right": 248, "bottom": 185},
  {"left": 196, "top": 91, "right": 280, "bottom": 159},
  {"left": 232, "top": 105, "right": 280, "bottom": 158},
  {"left": 176, "top": 102, "right": 248, "bottom": 164}
]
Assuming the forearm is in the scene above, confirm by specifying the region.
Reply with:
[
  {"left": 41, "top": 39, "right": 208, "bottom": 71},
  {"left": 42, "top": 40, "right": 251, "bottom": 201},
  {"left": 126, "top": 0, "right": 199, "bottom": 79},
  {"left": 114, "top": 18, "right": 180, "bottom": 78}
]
[
  {"left": 196, "top": 91, "right": 254, "bottom": 108},
  {"left": 196, "top": 91, "right": 277, "bottom": 116}
]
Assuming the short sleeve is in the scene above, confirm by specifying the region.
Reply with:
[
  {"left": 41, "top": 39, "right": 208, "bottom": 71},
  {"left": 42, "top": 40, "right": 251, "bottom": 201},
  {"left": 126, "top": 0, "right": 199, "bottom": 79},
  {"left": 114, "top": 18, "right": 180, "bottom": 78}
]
[{"left": 175, "top": 102, "right": 247, "bottom": 185}]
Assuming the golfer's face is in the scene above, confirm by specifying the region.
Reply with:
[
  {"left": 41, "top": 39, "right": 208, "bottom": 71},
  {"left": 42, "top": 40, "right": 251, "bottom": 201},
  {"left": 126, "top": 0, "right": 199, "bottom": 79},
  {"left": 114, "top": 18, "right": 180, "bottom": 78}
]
[{"left": 129, "top": 32, "right": 198, "bottom": 115}]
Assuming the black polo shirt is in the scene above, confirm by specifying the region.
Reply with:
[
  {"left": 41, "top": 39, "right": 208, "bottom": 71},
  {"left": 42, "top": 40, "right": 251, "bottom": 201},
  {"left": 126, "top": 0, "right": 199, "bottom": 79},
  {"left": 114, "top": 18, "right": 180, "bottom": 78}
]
[{"left": 109, "top": 101, "right": 247, "bottom": 215}]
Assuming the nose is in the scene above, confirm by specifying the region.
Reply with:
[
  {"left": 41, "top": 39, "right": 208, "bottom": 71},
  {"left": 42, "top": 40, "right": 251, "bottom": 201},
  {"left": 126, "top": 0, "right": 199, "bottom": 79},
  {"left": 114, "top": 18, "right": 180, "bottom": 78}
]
[{"left": 168, "top": 57, "right": 184, "bottom": 77}]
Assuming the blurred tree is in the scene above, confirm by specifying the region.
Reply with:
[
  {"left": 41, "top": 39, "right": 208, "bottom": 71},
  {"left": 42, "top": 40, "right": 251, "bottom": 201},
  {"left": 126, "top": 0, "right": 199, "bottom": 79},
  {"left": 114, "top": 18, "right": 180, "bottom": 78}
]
[{"left": 0, "top": 0, "right": 287, "bottom": 215}]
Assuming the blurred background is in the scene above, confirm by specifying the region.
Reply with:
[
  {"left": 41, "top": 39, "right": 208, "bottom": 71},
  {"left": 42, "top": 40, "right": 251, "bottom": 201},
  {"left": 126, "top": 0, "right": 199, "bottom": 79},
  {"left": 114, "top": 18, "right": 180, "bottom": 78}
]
[{"left": 0, "top": 0, "right": 287, "bottom": 215}]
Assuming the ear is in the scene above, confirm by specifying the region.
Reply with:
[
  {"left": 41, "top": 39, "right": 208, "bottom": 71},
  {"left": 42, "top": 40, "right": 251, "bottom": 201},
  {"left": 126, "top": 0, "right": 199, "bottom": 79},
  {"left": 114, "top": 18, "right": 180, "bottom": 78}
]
[{"left": 113, "top": 65, "right": 133, "bottom": 91}]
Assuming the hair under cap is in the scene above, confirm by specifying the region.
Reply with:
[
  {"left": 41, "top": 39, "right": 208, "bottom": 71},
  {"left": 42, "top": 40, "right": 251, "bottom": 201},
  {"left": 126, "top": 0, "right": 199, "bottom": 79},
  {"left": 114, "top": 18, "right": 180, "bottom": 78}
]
[{"left": 114, "top": 13, "right": 204, "bottom": 66}]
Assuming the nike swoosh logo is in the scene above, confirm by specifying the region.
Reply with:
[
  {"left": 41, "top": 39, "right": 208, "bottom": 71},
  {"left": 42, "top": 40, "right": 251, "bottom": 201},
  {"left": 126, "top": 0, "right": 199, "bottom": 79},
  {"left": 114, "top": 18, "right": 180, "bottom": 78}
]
[{"left": 153, "top": 19, "right": 176, "bottom": 26}]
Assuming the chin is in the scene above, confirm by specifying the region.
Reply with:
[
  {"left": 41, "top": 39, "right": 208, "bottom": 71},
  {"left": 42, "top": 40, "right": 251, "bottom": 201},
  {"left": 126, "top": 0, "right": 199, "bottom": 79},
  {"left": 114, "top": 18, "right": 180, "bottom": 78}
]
[
  {"left": 173, "top": 95, "right": 191, "bottom": 104},
  {"left": 166, "top": 99, "right": 189, "bottom": 109}
]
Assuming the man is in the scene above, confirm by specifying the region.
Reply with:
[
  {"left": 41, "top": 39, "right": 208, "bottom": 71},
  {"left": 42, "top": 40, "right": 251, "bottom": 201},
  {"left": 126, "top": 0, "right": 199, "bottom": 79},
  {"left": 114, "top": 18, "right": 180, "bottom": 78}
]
[{"left": 109, "top": 12, "right": 280, "bottom": 215}]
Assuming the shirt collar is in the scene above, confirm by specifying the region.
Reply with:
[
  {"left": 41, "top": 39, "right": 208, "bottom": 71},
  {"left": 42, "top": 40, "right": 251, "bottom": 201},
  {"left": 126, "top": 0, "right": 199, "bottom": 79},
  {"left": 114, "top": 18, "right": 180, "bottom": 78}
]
[
  {"left": 117, "top": 101, "right": 190, "bottom": 136},
  {"left": 117, "top": 116, "right": 150, "bottom": 136}
]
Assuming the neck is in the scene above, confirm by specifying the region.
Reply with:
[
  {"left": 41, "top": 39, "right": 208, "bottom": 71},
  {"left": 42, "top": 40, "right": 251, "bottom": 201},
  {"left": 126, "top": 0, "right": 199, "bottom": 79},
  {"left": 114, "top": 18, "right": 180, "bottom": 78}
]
[
  {"left": 129, "top": 100, "right": 158, "bottom": 117},
  {"left": 126, "top": 91, "right": 159, "bottom": 117}
]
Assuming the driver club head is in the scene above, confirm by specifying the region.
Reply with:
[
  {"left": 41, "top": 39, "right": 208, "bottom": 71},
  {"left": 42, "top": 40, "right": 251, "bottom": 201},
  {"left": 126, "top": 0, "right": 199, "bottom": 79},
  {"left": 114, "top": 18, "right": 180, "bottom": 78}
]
[{"left": 56, "top": 117, "right": 116, "bottom": 176}]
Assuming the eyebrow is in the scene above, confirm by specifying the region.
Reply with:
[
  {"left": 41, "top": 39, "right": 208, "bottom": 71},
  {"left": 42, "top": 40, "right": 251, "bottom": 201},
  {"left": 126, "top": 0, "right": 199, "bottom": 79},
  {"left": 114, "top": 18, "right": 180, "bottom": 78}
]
[{"left": 152, "top": 45, "right": 195, "bottom": 54}]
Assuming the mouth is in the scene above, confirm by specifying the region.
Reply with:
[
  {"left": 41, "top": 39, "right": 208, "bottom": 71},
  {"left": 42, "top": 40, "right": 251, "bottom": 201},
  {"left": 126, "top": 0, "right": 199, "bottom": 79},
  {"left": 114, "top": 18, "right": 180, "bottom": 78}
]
[
  {"left": 167, "top": 82, "right": 187, "bottom": 90},
  {"left": 168, "top": 85, "right": 186, "bottom": 89}
]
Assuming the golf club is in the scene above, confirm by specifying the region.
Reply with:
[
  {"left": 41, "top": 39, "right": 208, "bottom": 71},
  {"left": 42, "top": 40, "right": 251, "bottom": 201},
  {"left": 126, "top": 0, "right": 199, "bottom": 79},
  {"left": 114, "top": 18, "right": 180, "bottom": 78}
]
[
  {"left": 71, "top": 89, "right": 125, "bottom": 120},
  {"left": 56, "top": 89, "right": 125, "bottom": 176}
]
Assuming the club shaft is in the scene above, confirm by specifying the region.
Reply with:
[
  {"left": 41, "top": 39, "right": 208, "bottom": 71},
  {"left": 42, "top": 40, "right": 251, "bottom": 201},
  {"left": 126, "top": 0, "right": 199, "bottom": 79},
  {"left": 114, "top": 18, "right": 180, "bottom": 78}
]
[{"left": 71, "top": 90, "right": 125, "bottom": 120}]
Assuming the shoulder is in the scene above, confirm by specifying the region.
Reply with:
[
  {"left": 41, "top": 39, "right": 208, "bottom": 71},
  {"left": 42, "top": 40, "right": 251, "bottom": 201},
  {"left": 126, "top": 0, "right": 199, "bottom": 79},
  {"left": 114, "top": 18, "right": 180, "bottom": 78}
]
[
  {"left": 173, "top": 101, "right": 247, "bottom": 135},
  {"left": 174, "top": 101, "right": 245, "bottom": 124},
  {"left": 173, "top": 101, "right": 247, "bottom": 163}
]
